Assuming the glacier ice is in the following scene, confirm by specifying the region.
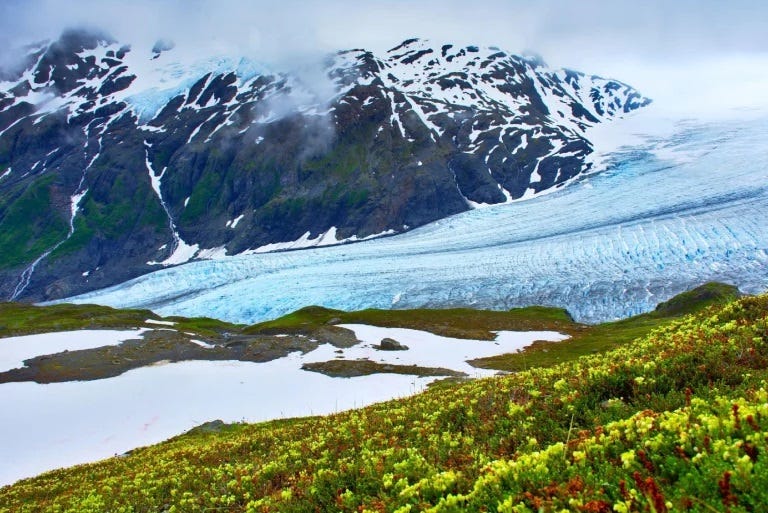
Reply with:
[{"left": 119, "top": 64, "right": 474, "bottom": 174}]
[
  {"left": 61, "top": 113, "right": 768, "bottom": 324},
  {"left": 116, "top": 54, "right": 270, "bottom": 123}
]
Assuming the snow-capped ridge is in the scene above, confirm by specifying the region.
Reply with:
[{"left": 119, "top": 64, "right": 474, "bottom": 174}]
[
  {"left": 1, "top": 30, "right": 648, "bottom": 149},
  {"left": 0, "top": 29, "right": 651, "bottom": 301}
]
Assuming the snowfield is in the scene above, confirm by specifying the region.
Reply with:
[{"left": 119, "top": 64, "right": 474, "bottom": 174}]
[
  {"left": 0, "top": 326, "right": 565, "bottom": 485},
  {"left": 61, "top": 110, "right": 768, "bottom": 324}
]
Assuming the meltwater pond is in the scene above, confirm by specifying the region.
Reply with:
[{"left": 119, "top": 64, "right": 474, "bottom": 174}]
[{"left": 64, "top": 114, "right": 768, "bottom": 323}]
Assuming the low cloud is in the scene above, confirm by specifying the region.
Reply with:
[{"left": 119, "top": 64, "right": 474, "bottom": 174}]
[
  {"left": 0, "top": 0, "right": 766, "bottom": 116},
  {"left": 3, "top": 1, "right": 766, "bottom": 64}
]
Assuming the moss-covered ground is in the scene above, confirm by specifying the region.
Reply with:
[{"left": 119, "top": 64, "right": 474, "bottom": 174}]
[{"left": 0, "top": 302, "right": 245, "bottom": 339}]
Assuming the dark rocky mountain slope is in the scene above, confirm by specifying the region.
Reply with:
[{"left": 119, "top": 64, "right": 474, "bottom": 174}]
[{"left": 0, "top": 30, "right": 650, "bottom": 301}]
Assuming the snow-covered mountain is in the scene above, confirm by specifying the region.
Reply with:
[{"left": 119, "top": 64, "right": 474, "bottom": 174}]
[
  {"left": 61, "top": 114, "right": 768, "bottom": 323},
  {"left": 0, "top": 29, "right": 649, "bottom": 301}
]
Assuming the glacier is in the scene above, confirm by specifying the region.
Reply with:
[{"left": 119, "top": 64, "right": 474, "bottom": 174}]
[{"left": 61, "top": 111, "right": 768, "bottom": 324}]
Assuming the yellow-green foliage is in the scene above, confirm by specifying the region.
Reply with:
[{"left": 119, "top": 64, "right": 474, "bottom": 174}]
[{"left": 3, "top": 295, "right": 768, "bottom": 512}]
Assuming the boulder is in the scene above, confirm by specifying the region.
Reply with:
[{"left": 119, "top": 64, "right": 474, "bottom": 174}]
[{"left": 376, "top": 337, "right": 409, "bottom": 351}]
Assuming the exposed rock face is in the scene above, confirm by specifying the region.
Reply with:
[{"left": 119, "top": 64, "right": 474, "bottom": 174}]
[
  {"left": 375, "top": 337, "right": 409, "bottom": 351},
  {"left": 0, "top": 30, "right": 650, "bottom": 301}
]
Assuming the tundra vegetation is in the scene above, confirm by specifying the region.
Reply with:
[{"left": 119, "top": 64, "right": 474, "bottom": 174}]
[{"left": 2, "top": 283, "right": 766, "bottom": 512}]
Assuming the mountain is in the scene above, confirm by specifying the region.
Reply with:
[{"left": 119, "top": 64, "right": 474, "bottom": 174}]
[
  {"left": 61, "top": 115, "right": 768, "bottom": 324},
  {"left": 0, "top": 29, "right": 650, "bottom": 302}
]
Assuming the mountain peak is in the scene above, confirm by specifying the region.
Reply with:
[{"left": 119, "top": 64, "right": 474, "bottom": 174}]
[
  {"left": 56, "top": 27, "right": 117, "bottom": 53},
  {"left": 386, "top": 37, "right": 423, "bottom": 53}
]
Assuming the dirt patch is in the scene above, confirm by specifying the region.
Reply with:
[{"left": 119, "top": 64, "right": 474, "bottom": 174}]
[{"left": 301, "top": 359, "right": 466, "bottom": 378}]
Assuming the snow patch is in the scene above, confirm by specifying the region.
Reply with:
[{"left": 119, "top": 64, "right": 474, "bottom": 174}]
[
  {"left": 145, "top": 150, "right": 199, "bottom": 266},
  {"left": 145, "top": 319, "right": 175, "bottom": 326},
  {"left": 0, "top": 323, "right": 567, "bottom": 485},
  {"left": 228, "top": 214, "right": 245, "bottom": 229},
  {"left": 188, "top": 339, "right": 216, "bottom": 349},
  {"left": 0, "top": 356, "right": 433, "bottom": 486},
  {"left": 321, "top": 325, "right": 568, "bottom": 377},
  {"left": 196, "top": 246, "right": 228, "bottom": 260},
  {"left": 70, "top": 189, "right": 88, "bottom": 219},
  {"left": 0, "top": 329, "right": 149, "bottom": 373},
  {"left": 186, "top": 113, "right": 217, "bottom": 144},
  {"left": 153, "top": 240, "right": 200, "bottom": 266},
  {"left": 248, "top": 227, "right": 396, "bottom": 254},
  {"left": 250, "top": 228, "right": 340, "bottom": 253}
]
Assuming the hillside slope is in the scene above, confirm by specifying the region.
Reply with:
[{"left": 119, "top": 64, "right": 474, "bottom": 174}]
[{"left": 2, "top": 290, "right": 766, "bottom": 512}]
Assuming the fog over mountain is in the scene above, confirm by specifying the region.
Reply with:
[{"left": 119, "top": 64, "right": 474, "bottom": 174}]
[{"left": 1, "top": 0, "right": 767, "bottom": 116}]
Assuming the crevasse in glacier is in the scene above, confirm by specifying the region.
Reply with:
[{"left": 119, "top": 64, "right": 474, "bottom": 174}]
[{"left": 60, "top": 112, "right": 768, "bottom": 324}]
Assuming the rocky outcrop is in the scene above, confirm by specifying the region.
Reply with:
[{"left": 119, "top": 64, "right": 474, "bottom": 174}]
[{"left": 375, "top": 338, "right": 409, "bottom": 351}]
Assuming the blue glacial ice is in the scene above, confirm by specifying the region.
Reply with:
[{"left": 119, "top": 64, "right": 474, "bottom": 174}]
[
  {"left": 120, "top": 55, "right": 271, "bottom": 123},
  {"left": 62, "top": 114, "right": 768, "bottom": 324}
]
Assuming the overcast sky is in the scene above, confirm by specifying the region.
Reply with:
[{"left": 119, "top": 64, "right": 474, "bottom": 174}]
[{"left": 1, "top": 0, "right": 767, "bottom": 116}]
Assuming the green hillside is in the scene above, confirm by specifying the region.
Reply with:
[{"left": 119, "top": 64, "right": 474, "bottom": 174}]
[{"left": 1, "top": 285, "right": 765, "bottom": 511}]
